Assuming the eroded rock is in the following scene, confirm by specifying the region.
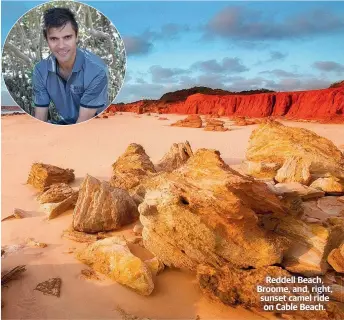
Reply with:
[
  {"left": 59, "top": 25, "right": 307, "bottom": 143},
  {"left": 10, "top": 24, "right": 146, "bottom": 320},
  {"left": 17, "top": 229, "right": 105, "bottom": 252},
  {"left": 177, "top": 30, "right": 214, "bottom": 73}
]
[
  {"left": 75, "top": 236, "right": 154, "bottom": 295},
  {"left": 259, "top": 214, "right": 330, "bottom": 276},
  {"left": 241, "top": 161, "right": 281, "bottom": 179},
  {"left": 139, "top": 149, "right": 287, "bottom": 271},
  {"left": 275, "top": 156, "right": 312, "bottom": 185},
  {"left": 27, "top": 163, "right": 75, "bottom": 191},
  {"left": 246, "top": 121, "right": 344, "bottom": 178},
  {"left": 41, "top": 192, "right": 78, "bottom": 220},
  {"left": 310, "top": 176, "right": 344, "bottom": 194},
  {"left": 155, "top": 141, "right": 193, "bottom": 172},
  {"left": 204, "top": 119, "right": 228, "bottom": 131},
  {"left": 37, "top": 183, "right": 75, "bottom": 204},
  {"left": 327, "top": 243, "right": 344, "bottom": 273},
  {"left": 171, "top": 115, "right": 202, "bottom": 128},
  {"left": 73, "top": 175, "right": 139, "bottom": 233},
  {"left": 144, "top": 257, "right": 165, "bottom": 276},
  {"left": 110, "top": 144, "right": 156, "bottom": 191},
  {"left": 273, "top": 182, "right": 325, "bottom": 200}
]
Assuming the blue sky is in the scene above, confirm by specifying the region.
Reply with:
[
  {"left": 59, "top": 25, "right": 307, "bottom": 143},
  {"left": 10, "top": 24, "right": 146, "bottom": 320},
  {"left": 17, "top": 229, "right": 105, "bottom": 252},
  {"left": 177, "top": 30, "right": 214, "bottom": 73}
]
[{"left": 2, "top": 1, "right": 344, "bottom": 104}]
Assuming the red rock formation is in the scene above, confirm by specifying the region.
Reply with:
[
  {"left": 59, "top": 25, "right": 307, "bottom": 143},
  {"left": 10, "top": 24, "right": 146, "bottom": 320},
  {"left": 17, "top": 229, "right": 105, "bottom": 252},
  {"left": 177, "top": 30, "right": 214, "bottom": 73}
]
[{"left": 109, "top": 87, "right": 344, "bottom": 123}]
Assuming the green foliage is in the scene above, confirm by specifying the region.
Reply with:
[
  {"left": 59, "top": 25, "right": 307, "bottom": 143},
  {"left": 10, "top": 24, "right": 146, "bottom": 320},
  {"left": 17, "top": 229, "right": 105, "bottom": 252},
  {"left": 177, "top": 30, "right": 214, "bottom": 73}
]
[
  {"left": 329, "top": 80, "right": 344, "bottom": 88},
  {"left": 159, "top": 86, "right": 275, "bottom": 103},
  {"left": 2, "top": 1, "right": 126, "bottom": 115}
]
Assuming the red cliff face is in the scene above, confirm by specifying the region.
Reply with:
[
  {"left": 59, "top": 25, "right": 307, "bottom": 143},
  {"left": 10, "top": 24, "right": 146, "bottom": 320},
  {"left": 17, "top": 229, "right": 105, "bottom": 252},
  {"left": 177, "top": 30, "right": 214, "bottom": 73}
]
[{"left": 109, "top": 87, "right": 344, "bottom": 123}]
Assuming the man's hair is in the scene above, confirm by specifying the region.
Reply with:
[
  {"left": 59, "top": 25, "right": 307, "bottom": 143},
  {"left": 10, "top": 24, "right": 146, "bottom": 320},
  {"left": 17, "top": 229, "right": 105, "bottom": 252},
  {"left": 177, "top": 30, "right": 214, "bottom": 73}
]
[{"left": 43, "top": 7, "right": 78, "bottom": 39}]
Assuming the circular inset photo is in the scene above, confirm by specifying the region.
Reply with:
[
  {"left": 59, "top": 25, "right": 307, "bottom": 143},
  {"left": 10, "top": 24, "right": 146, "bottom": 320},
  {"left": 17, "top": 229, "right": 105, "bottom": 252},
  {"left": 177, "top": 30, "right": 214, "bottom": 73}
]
[{"left": 2, "top": 1, "right": 126, "bottom": 125}]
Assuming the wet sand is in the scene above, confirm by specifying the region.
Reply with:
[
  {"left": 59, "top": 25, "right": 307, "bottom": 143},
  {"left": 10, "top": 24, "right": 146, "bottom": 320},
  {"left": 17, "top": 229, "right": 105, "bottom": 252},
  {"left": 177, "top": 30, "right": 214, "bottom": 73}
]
[{"left": 2, "top": 113, "right": 344, "bottom": 319}]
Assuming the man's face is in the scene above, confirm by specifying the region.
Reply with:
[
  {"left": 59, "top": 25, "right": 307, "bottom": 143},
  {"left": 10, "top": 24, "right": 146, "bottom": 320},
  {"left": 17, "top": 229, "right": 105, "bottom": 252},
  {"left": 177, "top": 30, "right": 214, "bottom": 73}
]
[{"left": 46, "top": 22, "right": 78, "bottom": 66}]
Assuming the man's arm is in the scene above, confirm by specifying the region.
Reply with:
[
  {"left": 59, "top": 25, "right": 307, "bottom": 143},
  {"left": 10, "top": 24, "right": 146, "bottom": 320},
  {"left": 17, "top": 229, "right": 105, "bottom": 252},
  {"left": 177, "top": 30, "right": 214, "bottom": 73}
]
[
  {"left": 78, "top": 69, "right": 108, "bottom": 123},
  {"left": 76, "top": 107, "right": 97, "bottom": 123},
  {"left": 32, "top": 65, "right": 50, "bottom": 122},
  {"left": 35, "top": 107, "right": 49, "bottom": 122}
]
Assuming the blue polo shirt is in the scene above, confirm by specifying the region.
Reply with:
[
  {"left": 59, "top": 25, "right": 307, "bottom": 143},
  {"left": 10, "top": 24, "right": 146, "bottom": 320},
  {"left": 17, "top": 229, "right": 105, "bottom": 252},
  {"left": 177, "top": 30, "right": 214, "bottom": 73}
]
[{"left": 32, "top": 48, "right": 108, "bottom": 124}]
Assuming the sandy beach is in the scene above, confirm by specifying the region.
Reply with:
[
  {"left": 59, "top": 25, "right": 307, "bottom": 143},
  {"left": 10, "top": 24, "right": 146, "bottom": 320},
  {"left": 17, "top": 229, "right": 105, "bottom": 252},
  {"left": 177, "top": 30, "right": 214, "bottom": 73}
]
[{"left": 2, "top": 113, "right": 344, "bottom": 319}]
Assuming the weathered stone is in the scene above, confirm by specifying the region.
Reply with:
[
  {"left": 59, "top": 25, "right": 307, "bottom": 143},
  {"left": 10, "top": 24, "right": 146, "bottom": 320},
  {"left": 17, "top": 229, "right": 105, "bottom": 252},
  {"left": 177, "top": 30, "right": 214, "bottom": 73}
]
[
  {"left": 204, "top": 119, "right": 228, "bottom": 131},
  {"left": 301, "top": 200, "right": 331, "bottom": 223},
  {"left": 27, "top": 163, "right": 75, "bottom": 191},
  {"left": 110, "top": 144, "right": 156, "bottom": 191},
  {"left": 26, "top": 238, "right": 47, "bottom": 248},
  {"left": 41, "top": 192, "right": 78, "bottom": 220},
  {"left": 310, "top": 175, "right": 344, "bottom": 194},
  {"left": 37, "top": 183, "right": 75, "bottom": 204},
  {"left": 73, "top": 175, "right": 139, "bottom": 233},
  {"left": 171, "top": 115, "right": 202, "bottom": 128},
  {"left": 75, "top": 236, "right": 154, "bottom": 295},
  {"left": 155, "top": 141, "right": 193, "bottom": 172},
  {"left": 133, "top": 222, "right": 143, "bottom": 236},
  {"left": 317, "top": 197, "right": 344, "bottom": 216},
  {"left": 139, "top": 149, "right": 287, "bottom": 271},
  {"left": 246, "top": 121, "right": 344, "bottom": 178},
  {"left": 275, "top": 156, "right": 312, "bottom": 185},
  {"left": 197, "top": 264, "right": 335, "bottom": 319},
  {"left": 144, "top": 257, "right": 165, "bottom": 276},
  {"left": 328, "top": 243, "right": 344, "bottom": 273},
  {"left": 259, "top": 214, "right": 329, "bottom": 276},
  {"left": 35, "top": 278, "right": 61, "bottom": 297},
  {"left": 241, "top": 161, "right": 281, "bottom": 179},
  {"left": 273, "top": 182, "right": 325, "bottom": 200}
]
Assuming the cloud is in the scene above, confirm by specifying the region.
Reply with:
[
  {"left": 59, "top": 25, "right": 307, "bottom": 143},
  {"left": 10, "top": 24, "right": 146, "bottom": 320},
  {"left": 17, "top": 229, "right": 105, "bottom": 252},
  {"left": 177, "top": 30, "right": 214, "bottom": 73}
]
[
  {"left": 204, "top": 6, "right": 344, "bottom": 41},
  {"left": 267, "top": 51, "right": 287, "bottom": 62},
  {"left": 123, "top": 36, "right": 153, "bottom": 56},
  {"left": 312, "top": 61, "right": 344, "bottom": 74},
  {"left": 264, "top": 77, "right": 332, "bottom": 91},
  {"left": 143, "top": 23, "right": 190, "bottom": 41},
  {"left": 259, "top": 69, "right": 300, "bottom": 78},
  {"left": 149, "top": 65, "right": 189, "bottom": 83},
  {"left": 192, "top": 57, "right": 248, "bottom": 73}
]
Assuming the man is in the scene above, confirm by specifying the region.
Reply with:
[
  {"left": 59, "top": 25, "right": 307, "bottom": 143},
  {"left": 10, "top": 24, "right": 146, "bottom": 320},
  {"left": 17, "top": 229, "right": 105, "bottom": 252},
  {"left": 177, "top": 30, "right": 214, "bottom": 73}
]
[{"left": 33, "top": 7, "right": 108, "bottom": 124}]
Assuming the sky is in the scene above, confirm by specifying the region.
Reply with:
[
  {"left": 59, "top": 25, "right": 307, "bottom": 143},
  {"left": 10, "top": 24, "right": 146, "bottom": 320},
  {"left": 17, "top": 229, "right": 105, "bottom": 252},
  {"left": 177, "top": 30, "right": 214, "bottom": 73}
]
[{"left": 2, "top": 1, "right": 344, "bottom": 105}]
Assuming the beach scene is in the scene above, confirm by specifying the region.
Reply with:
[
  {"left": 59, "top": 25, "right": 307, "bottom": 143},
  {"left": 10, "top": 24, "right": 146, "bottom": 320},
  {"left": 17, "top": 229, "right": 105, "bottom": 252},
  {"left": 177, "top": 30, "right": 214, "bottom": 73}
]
[{"left": 2, "top": 1, "right": 344, "bottom": 320}]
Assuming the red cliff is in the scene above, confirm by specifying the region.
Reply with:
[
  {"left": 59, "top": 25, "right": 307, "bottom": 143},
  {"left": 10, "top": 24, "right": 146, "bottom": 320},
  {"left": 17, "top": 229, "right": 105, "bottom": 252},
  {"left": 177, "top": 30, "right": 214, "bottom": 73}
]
[{"left": 109, "top": 87, "right": 344, "bottom": 123}]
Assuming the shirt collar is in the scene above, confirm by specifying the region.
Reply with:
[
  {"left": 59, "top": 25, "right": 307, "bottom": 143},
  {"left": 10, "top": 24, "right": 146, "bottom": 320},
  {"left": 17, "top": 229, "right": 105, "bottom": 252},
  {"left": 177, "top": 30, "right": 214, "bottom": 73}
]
[{"left": 47, "top": 47, "right": 84, "bottom": 73}]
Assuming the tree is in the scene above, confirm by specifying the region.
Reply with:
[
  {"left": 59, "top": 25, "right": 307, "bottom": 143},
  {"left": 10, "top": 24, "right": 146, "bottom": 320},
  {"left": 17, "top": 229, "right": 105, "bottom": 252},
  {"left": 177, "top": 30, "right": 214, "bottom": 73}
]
[{"left": 2, "top": 1, "right": 126, "bottom": 119}]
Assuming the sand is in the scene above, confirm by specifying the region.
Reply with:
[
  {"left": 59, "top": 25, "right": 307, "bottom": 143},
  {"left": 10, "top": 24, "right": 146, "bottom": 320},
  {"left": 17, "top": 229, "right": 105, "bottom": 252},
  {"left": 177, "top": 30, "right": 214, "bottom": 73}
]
[{"left": 2, "top": 113, "right": 344, "bottom": 319}]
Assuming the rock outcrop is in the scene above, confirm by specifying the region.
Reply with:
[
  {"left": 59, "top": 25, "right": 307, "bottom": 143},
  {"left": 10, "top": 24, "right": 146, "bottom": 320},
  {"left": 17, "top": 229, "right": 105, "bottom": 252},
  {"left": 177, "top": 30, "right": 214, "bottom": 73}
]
[
  {"left": 327, "top": 243, "right": 344, "bottom": 273},
  {"left": 73, "top": 175, "right": 139, "bottom": 233},
  {"left": 170, "top": 115, "right": 202, "bottom": 128},
  {"left": 37, "top": 183, "right": 75, "bottom": 204},
  {"left": 259, "top": 214, "right": 330, "bottom": 276},
  {"left": 75, "top": 236, "right": 154, "bottom": 295},
  {"left": 139, "top": 149, "right": 287, "bottom": 271},
  {"left": 27, "top": 163, "right": 75, "bottom": 191},
  {"left": 41, "top": 191, "right": 78, "bottom": 220},
  {"left": 246, "top": 121, "right": 344, "bottom": 178},
  {"left": 310, "top": 176, "right": 344, "bottom": 194},
  {"left": 275, "top": 156, "right": 312, "bottom": 185},
  {"left": 110, "top": 144, "right": 156, "bottom": 191},
  {"left": 204, "top": 119, "right": 228, "bottom": 131},
  {"left": 155, "top": 141, "right": 193, "bottom": 172},
  {"left": 109, "top": 87, "right": 344, "bottom": 123}
]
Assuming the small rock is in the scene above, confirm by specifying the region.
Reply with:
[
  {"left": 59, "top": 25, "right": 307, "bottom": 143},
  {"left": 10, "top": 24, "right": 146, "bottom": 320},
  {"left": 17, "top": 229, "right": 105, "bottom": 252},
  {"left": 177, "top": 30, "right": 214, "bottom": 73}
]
[
  {"left": 328, "top": 243, "right": 344, "bottom": 273},
  {"left": 310, "top": 175, "right": 344, "bottom": 194},
  {"left": 41, "top": 192, "right": 78, "bottom": 219},
  {"left": 26, "top": 238, "right": 47, "bottom": 248},
  {"left": 27, "top": 163, "right": 75, "bottom": 191},
  {"left": 273, "top": 182, "right": 325, "bottom": 200},
  {"left": 35, "top": 278, "right": 61, "bottom": 297},
  {"left": 37, "top": 183, "right": 75, "bottom": 204},
  {"left": 275, "top": 156, "right": 311, "bottom": 185},
  {"left": 76, "top": 236, "right": 154, "bottom": 295},
  {"left": 144, "top": 257, "right": 165, "bottom": 276},
  {"left": 133, "top": 223, "right": 143, "bottom": 236},
  {"left": 73, "top": 175, "right": 139, "bottom": 233},
  {"left": 317, "top": 196, "right": 344, "bottom": 216},
  {"left": 171, "top": 115, "right": 202, "bottom": 128}
]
